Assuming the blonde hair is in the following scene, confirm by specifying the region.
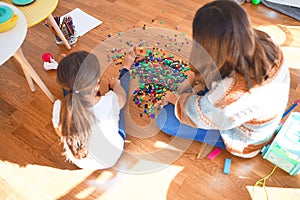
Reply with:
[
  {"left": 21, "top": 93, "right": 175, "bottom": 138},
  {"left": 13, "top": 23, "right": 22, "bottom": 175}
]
[{"left": 57, "top": 51, "right": 100, "bottom": 159}]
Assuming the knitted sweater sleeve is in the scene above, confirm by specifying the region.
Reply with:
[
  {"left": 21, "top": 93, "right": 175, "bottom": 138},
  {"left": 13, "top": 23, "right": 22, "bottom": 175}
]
[
  {"left": 174, "top": 77, "right": 249, "bottom": 130},
  {"left": 174, "top": 73, "right": 287, "bottom": 131},
  {"left": 174, "top": 93, "right": 244, "bottom": 130},
  {"left": 174, "top": 61, "right": 290, "bottom": 130}
]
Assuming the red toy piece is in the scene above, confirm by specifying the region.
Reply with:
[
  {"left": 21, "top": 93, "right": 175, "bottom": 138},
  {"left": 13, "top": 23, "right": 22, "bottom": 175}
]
[{"left": 42, "top": 52, "right": 53, "bottom": 63}]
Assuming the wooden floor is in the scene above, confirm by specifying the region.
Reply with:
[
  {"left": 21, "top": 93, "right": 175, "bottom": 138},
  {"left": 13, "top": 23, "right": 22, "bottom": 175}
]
[{"left": 1, "top": 0, "right": 300, "bottom": 199}]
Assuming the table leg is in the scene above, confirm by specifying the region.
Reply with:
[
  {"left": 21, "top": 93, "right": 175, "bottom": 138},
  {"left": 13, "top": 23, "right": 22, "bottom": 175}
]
[
  {"left": 21, "top": 62, "right": 36, "bottom": 92},
  {"left": 47, "top": 14, "right": 71, "bottom": 50},
  {"left": 14, "top": 48, "right": 55, "bottom": 102}
]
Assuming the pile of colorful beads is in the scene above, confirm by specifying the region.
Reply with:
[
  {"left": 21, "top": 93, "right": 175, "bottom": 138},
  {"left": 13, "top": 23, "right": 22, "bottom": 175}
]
[{"left": 130, "top": 48, "right": 190, "bottom": 118}]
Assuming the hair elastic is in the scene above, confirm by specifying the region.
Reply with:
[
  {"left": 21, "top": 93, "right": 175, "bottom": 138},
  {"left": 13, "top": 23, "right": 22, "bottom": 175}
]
[{"left": 69, "top": 89, "right": 80, "bottom": 94}]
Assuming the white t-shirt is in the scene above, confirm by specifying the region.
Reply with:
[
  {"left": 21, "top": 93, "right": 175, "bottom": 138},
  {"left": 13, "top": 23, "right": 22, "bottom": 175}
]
[{"left": 52, "top": 91, "right": 124, "bottom": 169}]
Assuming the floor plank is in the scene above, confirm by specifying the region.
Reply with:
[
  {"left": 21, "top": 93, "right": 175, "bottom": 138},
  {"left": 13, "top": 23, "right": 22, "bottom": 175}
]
[{"left": 0, "top": 1, "right": 299, "bottom": 199}]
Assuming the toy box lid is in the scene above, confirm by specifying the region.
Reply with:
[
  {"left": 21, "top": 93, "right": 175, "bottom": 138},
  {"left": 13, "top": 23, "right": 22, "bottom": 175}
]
[{"left": 262, "top": 112, "right": 300, "bottom": 175}]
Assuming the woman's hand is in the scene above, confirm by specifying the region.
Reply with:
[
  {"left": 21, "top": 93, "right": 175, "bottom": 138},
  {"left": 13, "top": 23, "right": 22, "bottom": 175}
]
[
  {"left": 165, "top": 91, "right": 179, "bottom": 105},
  {"left": 177, "top": 70, "right": 195, "bottom": 94},
  {"left": 157, "top": 91, "right": 179, "bottom": 109},
  {"left": 122, "top": 51, "right": 136, "bottom": 70}
]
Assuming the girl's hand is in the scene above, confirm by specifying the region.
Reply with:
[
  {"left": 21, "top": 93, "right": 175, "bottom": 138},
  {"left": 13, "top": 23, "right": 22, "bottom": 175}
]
[
  {"left": 108, "top": 77, "right": 120, "bottom": 89},
  {"left": 122, "top": 51, "right": 136, "bottom": 70},
  {"left": 108, "top": 77, "right": 126, "bottom": 108}
]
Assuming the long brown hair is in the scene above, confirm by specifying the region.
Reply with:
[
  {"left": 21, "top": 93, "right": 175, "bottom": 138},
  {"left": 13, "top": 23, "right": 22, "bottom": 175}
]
[
  {"left": 192, "top": 0, "right": 280, "bottom": 88},
  {"left": 57, "top": 51, "right": 100, "bottom": 159}
]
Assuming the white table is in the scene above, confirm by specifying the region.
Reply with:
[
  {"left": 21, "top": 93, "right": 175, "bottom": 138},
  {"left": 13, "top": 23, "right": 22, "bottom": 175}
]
[
  {"left": 0, "top": 2, "right": 27, "bottom": 65},
  {"left": 0, "top": 2, "right": 55, "bottom": 102},
  {"left": 2, "top": 0, "right": 71, "bottom": 49}
]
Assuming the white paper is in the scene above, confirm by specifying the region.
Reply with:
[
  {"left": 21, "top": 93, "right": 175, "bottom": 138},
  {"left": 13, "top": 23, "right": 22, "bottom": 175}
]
[{"left": 63, "top": 8, "right": 102, "bottom": 37}]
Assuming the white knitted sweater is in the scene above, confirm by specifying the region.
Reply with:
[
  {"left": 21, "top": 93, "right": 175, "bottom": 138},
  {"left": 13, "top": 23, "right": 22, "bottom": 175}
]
[{"left": 174, "top": 55, "right": 290, "bottom": 157}]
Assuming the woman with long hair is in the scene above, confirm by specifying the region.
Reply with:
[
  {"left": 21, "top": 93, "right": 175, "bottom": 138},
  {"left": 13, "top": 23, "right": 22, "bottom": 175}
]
[{"left": 156, "top": 0, "right": 290, "bottom": 158}]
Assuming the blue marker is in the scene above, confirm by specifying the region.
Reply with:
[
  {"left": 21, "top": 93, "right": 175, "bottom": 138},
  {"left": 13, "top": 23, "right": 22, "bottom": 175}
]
[
  {"left": 223, "top": 158, "right": 231, "bottom": 174},
  {"left": 282, "top": 103, "right": 298, "bottom": 119}
]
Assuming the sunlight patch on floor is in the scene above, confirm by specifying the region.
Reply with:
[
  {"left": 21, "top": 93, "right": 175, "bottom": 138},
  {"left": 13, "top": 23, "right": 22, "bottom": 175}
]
[
  {"left": 154, "top": 140, "right": 184, "bottom": 152},
  {"left": 92, "top": 160, "right": 184, "bottom": 200},
  {"left": 281, "top": 46, "right": 300, "bottom": 69},
  {"left": 256, "top": 25, "right": 286, "bottom": 45},
  {"left": 246, "top": 186, "right": 300, "bottom": 200},
  {"left": 0, "top": 160, "right": 96, "bottom": 200},
  {"left": 0, "top": 159, "right": 184, "bottom": 200},
  {"left": 256, "top": 24, "right": 300, "bottom": 69},
  {"left": 75, "top": 171, "right": 115, "bottom": 199}
]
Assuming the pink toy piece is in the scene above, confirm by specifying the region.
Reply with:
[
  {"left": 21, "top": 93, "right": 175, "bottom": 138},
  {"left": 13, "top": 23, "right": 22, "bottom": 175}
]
[
  {"left": 207, "top": 147, "right": 221, "bottom": 160},
  {"left": 42, "top": 52, "right": 53, "bottom": 62}
]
